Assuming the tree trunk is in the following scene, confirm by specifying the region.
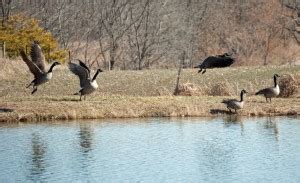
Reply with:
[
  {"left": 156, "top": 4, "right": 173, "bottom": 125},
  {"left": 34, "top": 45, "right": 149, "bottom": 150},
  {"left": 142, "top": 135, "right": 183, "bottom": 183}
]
[{"left": 174, "top": 51, "right": 185, "bottom": 95}]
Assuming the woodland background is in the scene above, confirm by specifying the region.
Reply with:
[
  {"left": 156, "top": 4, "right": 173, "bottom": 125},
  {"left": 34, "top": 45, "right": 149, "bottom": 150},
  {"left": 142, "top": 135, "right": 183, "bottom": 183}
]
[{"left": 1, "top": 0, "right": 300, "bottom": 70}]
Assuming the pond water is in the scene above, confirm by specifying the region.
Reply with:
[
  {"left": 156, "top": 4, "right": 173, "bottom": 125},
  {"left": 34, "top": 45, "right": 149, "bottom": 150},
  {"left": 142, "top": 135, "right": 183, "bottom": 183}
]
[{"left": 0, "top": 117, "right": 299, "bottom": 182}]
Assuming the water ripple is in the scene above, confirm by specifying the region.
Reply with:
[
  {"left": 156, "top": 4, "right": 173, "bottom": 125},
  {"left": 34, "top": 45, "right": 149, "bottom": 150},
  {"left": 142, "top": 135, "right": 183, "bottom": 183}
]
[{"left": 0, "top": 117, "right": 299, "bottom": 182}]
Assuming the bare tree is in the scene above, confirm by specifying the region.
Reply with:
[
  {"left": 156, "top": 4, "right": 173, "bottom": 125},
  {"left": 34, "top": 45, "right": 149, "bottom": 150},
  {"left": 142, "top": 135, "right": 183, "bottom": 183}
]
[
  {"left": 0, "top": 0, "right": 12, "bottom": 26},
  {"left": 126, "top": 0, "right": 169, "bottom": 70}
]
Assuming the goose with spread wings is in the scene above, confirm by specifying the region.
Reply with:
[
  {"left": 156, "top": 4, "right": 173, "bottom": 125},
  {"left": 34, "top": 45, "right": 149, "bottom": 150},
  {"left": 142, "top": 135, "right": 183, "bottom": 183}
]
[
  {"left": 194, "top": 52, "right": 235, "bottom": 74},
  {"left": 19, "top": 41, "right": 60, "bottom": 94},
  {"left": 69, "top": 60, "right": 103, "bottom": 101}
]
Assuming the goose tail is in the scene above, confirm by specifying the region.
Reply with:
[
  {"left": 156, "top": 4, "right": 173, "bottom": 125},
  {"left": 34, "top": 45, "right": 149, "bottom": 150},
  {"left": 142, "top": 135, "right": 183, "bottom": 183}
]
[
  {"left": 221, "top": 99, "right": 228, "bottom": 104},
  {"left": 255, "top": 91, "right": 261, "bottom": 95}
]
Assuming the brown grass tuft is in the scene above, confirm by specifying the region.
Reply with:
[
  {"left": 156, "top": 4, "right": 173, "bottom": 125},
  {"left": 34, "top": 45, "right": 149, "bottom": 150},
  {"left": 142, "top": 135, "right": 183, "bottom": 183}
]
[
  {"left": 209, "top": 81, "right": 234, "bottom": 96},
  {"left": 279, "top": 74, "right": 298, "bottom": 98},
  {"left": 175, "top": 82, "right": 202, "bottom": 96}
]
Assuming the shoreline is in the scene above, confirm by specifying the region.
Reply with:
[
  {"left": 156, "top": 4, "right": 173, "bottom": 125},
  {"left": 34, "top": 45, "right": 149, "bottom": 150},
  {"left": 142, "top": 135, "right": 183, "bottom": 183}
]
[
  {"left": 1, "top": 95, "right": 299, "bottom": 122},
  {"left": 1, "top": 63, "right": 299, "bottom": 122}
]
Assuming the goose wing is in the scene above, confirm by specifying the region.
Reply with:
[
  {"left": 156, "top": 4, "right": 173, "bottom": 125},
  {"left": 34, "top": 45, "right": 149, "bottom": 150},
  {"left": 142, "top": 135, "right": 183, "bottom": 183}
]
[
  {"left": 30, "top": 42, "right": 46, "bottom": 73},
  {"left": 222, "top": 99, "right": 238, "bottom": 104},
  {"left": 255, "top": 88, "right": 273, "bottom": 95},
  {"left": 19, "top": 49, "right": 43, "bottom": 78},
  {"left": 68, "top": 61, "right": 90, "bottom": 88},
  {"left": 200, "top": 56, "right": 235, "bottom": 69},
  {"left": 78, "top": 60, "right": 91, "bottom": 76},
  {"left": 222, "top": 99, "right": 240, "bottom": 108}
]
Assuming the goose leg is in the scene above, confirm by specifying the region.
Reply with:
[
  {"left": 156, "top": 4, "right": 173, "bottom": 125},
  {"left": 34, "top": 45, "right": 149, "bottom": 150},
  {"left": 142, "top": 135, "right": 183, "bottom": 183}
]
[
  {"left": 31, "top": 86, "right": 38, "bottom": 94},
  {"left": 270, "top": 98, "right": 272, "bottom": 103},
  {"left": 79, "top": 95, "right": 82, "bottom": 101},
  {"left": 265, "top": 97, "right": 268, "bottom": 103},
  {"left": 227, "top": 107, "right": 232, "bottom": 114},
  {"left": 202, "top": 69, "right": 206, "bottom": 74},
  {"left": 198, "top": 69, "right": 202, "bottom": 73},
  {"left": 26, "top": 82, "right": 33, "bottom": 88}
]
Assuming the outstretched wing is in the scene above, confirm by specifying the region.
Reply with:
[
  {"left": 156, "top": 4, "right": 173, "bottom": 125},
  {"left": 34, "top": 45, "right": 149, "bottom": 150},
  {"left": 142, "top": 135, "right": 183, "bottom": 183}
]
[
  {"left": 30, "top": 41, "right": 46, "bottom": 72},
  {"left": 78, "top": 60, "right": 91, "bottom": 76},
  {"left": 68, "top": 62, "right": 90, "bottom": 88},
  {"left": 19, "top": 49, "right": 43, "bottom": 78},
  {"left": 202, "top": 56, "right": 235, "bottom": 68}
]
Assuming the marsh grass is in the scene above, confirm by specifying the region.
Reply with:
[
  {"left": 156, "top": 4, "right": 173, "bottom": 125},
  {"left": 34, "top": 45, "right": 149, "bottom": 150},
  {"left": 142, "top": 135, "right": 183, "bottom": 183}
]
[{"left": 0, "top": 59, "right": 299, "bottom": 122}]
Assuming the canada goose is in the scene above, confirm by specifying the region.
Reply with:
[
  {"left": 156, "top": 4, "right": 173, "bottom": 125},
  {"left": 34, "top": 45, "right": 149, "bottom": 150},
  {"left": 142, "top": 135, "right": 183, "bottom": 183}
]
[
  {"left": 19, "top": 41, "right": 60, "bottom": 94},
  {"left": 222, "top": 89, "right": 248, "bottom": 113},
  {"left": 255, "top": 74, "right": 280, "bottom": 102},
  {"left": 194, "top": 52, "right": 235, "bottom": 74},
  {"left": 69, "top": 60, "right": 103, "bottom": 101}
]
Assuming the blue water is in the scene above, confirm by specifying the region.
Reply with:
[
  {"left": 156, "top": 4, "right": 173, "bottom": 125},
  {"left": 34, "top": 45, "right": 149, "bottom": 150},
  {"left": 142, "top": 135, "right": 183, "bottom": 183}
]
[{"left": 0, "top": 117, "right": 299, "bottom": 182}]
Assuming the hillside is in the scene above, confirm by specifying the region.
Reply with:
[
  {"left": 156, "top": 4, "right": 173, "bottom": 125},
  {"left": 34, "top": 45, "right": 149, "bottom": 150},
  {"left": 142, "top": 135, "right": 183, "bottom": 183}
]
[{"left": 0, "top": 59, "right": 299, "bottom": 122}]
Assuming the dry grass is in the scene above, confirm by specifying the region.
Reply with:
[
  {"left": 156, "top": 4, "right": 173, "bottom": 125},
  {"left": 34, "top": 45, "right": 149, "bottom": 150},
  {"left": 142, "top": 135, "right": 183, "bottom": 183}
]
[
  {"left": 0, "top": 58, "right": 300, "bottom": 122},
  {"left": 1, "top": 95, "right": 299, "bottom": 122},
  {"left": 209, "top": 81, "right": 234, "bottom": 96},
  {"left": 278, "top": 74, "right": 298, "bottom": 97},
  {"left": 175, "top": 82, "right": 202, "bottom": 96}
]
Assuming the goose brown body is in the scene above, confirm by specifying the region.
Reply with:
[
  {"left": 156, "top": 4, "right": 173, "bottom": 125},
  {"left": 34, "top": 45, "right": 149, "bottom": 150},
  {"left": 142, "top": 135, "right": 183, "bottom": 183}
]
[
  {"left": 19, "top": 41, "right": 60, "bottom": 94},
  {"left": 69, "top": 59, "right": 103, "bottom": 101},
  {"left": 255, "top": 74, "right": 280, "bottom": 102},
  {"left": 222, "top": 89, "right": 248, "bottom": 113}
]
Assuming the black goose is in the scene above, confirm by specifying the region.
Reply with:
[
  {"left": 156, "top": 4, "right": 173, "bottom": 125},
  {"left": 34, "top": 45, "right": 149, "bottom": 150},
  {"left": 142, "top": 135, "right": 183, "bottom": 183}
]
[
  {"left": 194, "top": 52, "right": 235, "bottom": 74},
  {"left": 19, "top": 41, "right": 60, "bottom": 94}
]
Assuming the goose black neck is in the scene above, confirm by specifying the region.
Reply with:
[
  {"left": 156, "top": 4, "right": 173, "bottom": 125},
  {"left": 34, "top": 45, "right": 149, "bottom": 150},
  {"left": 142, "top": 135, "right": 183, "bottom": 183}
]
[
  {"left": 274, "top": 76, "right": 277, "bottom": 87},
  {"left": 48, "top": 63, "right": 57, "bottom": 73},
  {"left": 240, "top": 91, "right": 244, "bottom": 102},
  {"left": 92, "top": 70, "right": 100, "bottom": 81}
]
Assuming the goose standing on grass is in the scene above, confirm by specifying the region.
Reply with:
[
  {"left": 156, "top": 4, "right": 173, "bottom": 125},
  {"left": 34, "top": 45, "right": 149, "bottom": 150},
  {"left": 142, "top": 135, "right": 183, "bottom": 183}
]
[
  {"left": 255, "top": 74, "right": 280, "bottom": 103},
  {"left": 222, "top": 89, "right": 248, "bottom": 113},
  {"left": 19, "top": 41, "right": 61, "bottom": 94},
  {"left": 69, "top": 60, "right": 103, "bottom": 101},
  {"left": 194, "top": 52, "right": 235, "bottom": 74}
]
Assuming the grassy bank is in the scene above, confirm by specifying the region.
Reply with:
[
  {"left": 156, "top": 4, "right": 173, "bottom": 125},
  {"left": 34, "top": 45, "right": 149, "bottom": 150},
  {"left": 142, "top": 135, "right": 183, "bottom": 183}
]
[{"left": 0, "top": 59, "right": 299, "bottom": 122}]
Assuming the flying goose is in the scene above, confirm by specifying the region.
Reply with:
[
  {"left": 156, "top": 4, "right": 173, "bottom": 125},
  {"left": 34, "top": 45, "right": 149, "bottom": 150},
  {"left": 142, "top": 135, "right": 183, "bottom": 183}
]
[
  {"left": 194, "top": 52, "right": 235, "bottom": 74},
  {"left": 19, "top": 41, "right": 61, "bottom": 94},
  {"left": 255, "top": 74, "right": 280, "bottom": 102},
  {"left": 222, "top": 89, "right": 248, "bottom": 113},
  {"left": 69, "top": 60, "right": 103, "bottom": 101}
]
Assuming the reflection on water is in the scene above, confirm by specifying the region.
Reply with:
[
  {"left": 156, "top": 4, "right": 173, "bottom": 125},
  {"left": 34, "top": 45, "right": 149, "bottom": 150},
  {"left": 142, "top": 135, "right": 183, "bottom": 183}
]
[
  {"left": 28, "top": 133, "right": 47, "bottom": 180},
  {"left": 78, "top": 123, "right": 93, "bottom": 154},
  {"left": 77, "top": 123, "right": 94, "bottom": 178},
  {"left": 223, "top": 115, "right": 244, "bottom": 135},
  {"left": 0, "top": 117, "right": 299, "bottom": 182},
  {"left": 263, "top": 117, "right": 279, "bottom": 141}
]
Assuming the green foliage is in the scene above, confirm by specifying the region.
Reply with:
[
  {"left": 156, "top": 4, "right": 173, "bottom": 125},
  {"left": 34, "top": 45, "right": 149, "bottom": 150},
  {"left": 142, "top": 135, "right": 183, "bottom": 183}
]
[{"left": 0, "top": 15, "right": 67, "bottom": 62}]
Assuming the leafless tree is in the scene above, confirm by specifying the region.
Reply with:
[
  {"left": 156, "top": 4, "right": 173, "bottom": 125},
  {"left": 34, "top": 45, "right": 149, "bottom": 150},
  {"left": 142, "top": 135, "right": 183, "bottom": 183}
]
[
  {"left": 6, "top": 0, "right": 300, "bottom": 68},
  {"left": 0, "top": 0, "right": 12, "bottom": 26}
]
